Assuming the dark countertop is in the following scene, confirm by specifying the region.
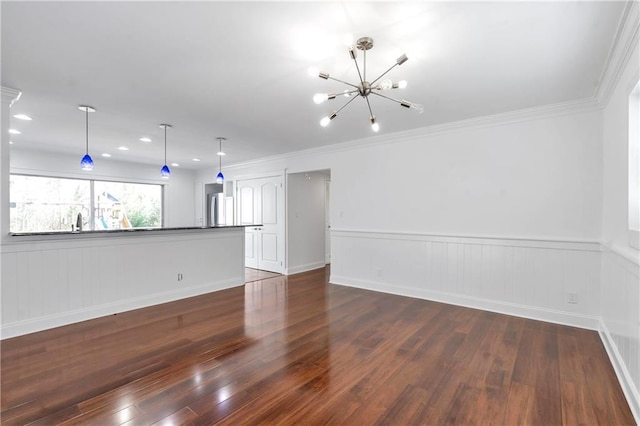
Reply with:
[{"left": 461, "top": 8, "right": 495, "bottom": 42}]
[{"left": 9, "top": 225, "right": 259, "bottom": 237}]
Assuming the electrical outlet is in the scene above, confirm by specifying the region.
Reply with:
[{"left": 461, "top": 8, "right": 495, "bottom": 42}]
[
  {"left": 567, "top": 291, "right": 578, "bottom": 304},
  {"left": 177, "top": 273, "right": 183, "bottom": 282}
]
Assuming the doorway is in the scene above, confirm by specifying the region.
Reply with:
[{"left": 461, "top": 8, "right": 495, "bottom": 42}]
[{"left": 286, "top": 169, "right": 331, "bottom": 274}]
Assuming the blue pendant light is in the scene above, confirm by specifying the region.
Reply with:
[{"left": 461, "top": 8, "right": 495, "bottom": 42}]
[
  {"left": 159, "top": 124, "right": 172, "bottom": 179},
  {"left": 216, "top": 137, "right": 226, "bottom": 184},
  {"left": 78, "top": 105, "right": 95, "bottom": 171}
]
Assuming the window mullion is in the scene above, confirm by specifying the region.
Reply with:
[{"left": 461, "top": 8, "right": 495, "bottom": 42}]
[{"left": 89, "top": 179, "right": 95, "bottom": 231}]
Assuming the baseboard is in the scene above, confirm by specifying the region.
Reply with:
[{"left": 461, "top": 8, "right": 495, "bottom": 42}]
[
  {"left": 599, "top": 319, "right": 640, "bottom": 424},
  {"left": 0, "top": 277, "right": 244, "bottom": 340},
  {"left": 330, "top": 275, "right": 599, "bottom": 330},
  {"left": 286, "top": 261, "right": 327, "bottom": 275}
]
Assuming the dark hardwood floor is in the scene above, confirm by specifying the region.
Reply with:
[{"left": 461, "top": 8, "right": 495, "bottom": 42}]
[
  {"left": 1, "top": 266, "right": 634, "bottom": 425},
  {"left": 244, "top": 268, "right": 281, "bottom": 284}
]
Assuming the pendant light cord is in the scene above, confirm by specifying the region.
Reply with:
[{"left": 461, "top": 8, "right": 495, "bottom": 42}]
[
  {"left": 219, "top": 138, "right": 222, "bottom": 173},
  {"left": 164, "top": 125, "right": 167, "bottom": 164},
  {"left": 85, "top": 108, "right": 89, "bottom": 155}
]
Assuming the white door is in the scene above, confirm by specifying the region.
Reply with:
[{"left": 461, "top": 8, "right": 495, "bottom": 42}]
[
  {"left": 238, "top": 182, "right": 258, "bottom": 268},
  {"left": 237, "top": 175, "right": 284, "bottom": 273}
]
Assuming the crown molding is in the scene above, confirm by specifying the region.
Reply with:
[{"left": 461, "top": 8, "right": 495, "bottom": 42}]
[
  {"left": 595, "top": 0, "right": 640, "bottom": 106},
  {"left": 226, "top": 96, "right": 600, "bottom": 172},
  {"left": 1, "top": 87, "right": 22, "bottom": 106}
]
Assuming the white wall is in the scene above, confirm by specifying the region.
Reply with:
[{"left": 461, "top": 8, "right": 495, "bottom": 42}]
[
  {"left": 287, "top": 171, "right": 327, "bottom": 274},
  {"left": 214, "top": 108, "right": 603, "bottom": 241},
  {"left": 1, "top": 228, "right": 245, "bottom": 338},
  {"left": 202, "top": 106, "right": 604, "bottom": 329},
  {"left": 602, "top": 48, "right": 640, "bottom": 251},
  {"left": 599, "top": 11, "right": 640, "bottom": 419},
  {"left": 335, "top": 112, "right": 602, "bottom": 240},
  {"left": 10, "top": 147, "right": 196, "bottom": 227}
]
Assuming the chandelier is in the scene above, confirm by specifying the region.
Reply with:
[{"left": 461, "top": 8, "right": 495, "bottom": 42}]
[{"left": 314, "top": 36, "right": 423, "bottom": 132}]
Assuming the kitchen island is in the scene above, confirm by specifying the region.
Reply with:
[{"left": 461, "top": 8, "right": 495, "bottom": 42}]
[{"left": 2, "top": 225, "right": 253, "bottom": 338}]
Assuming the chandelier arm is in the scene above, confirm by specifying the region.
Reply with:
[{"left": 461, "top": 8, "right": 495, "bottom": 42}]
[
  {"left": 370, "top": 63, "right": 399, "bottom": 86},
  {"left": 333, "top": 93, "right": 361, "bottom": 115},
  {"left": 351, "top": 51, "right": 365, "bottom": 86},
  {"left": 326, "top": 76, "right": 360, "bottom": 89},
  {"left": 370, "top": 91, "right": 405, "bottom": 105},
  {"left": 364, "top": 94, "right": 375, "bottom": 119}
]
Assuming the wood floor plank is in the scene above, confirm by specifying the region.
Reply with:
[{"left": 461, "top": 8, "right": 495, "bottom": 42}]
[{"left": 1, "top": 266, "right": 634, "bottom": 425}]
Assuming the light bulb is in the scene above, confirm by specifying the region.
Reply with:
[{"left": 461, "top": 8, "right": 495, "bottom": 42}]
[
  {"left": 379, "top": 79, "right": 392, "bottom": 90},
  {"left": 313, "top": 93, "right": 328, "bottom": 104},
  {"left": 401, "top": 100, "right": 424, "bottom": 114},
  {"left": 398, "top": 80, "right": 408, "bottom": 89},
  {"left": 343, "top": 89, "right": 353, "bottom": 97},
  {"left": 320, "top": 116, "right": 331, "bottom": 127},
  {"left": 370, "top": 116, "right": 379, "bottom": 132}
]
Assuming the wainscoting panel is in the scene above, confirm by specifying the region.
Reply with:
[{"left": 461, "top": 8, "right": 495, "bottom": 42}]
[
  {"left": 599, "top": 245, "right": 640, "bottom": 421},
  {"left": 331, "top": 230, "right": 601, "bottom": 329},
  {"left": 1, "top": 229, "right": 245, "bottom": 339}
]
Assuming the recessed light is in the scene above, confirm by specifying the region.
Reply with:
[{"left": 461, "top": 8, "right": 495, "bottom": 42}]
[
  {"left": 139, "top": 137, "right": 152, "bottom": 142},
  {"left": 13, "top": 114, "right": 32, "bottom": 121},
  {"left": 192, "top": 158, "right": 201, "bottom": 162},
  {"left": 171, "top": 163, "right": 180, "bottom": 167},
  {"left": 117, "top": 146, "right": 129, "bottom": 151},
  {"left": 9, "top": 141, "right": 14, "bottom": 145},
  {"left": 101, "top": 153, "right": 112, "bottom": 157},
  {"left": 9, "top": 129, "right": 21, "bottom": 134}
]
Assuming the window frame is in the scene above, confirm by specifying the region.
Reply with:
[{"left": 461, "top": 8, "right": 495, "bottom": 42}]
[{"left": 629, "top": 79, "right": 640, "bottom": 250}]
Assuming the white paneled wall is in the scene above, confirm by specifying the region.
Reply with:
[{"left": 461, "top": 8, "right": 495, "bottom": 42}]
[
  {"left": 1, "top": 228, "right": 245, "bottom": 338},
  {"left": 331, "top": 230, "right": 601, "bottom": 329},
  {"left": 600, "top": 246, "right": 640, "bottom": 419}
]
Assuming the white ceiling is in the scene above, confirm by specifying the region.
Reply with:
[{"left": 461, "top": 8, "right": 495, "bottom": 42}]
[{"left": 1, "top": 1, "right": 627, "bottom": 170}]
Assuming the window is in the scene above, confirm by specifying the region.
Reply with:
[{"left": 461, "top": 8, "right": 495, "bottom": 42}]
[
  {"left": 10, "top": 175, "right": 90, "bottom": 233},
  {"left": 94, "top": 181, "right": 161, "bottom": 229},
  {"left": 10, "top": 175, "right": 162, "bottom": 232},
  {"left": 630, "top": 80, "right": 640, "bottom": 249}
]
